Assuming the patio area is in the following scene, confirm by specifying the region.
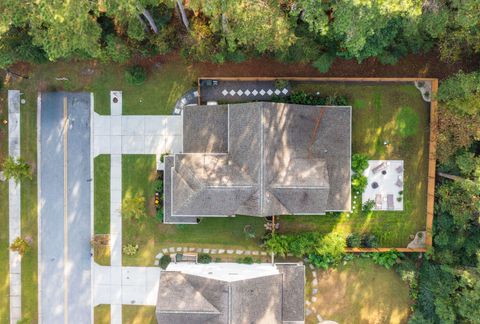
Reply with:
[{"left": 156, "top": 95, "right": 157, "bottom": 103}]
[{"left": 362, "top": 160, "right": 404, "bottom": 211}]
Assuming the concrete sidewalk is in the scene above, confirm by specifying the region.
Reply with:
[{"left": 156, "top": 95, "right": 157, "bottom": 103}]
[
  {"left": 93, "top": 264, "right": 161, "bottom": 306},
  {"left": 8, "top": 90, "right": 21, "bottom": 324}
]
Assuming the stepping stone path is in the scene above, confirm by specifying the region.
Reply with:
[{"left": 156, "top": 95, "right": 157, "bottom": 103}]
[
  {"left": 235, "top": 250, "right": 244, "bottom": 255},
  {"left": 221, "top": 88, "right": 289, "bottom": 97}
]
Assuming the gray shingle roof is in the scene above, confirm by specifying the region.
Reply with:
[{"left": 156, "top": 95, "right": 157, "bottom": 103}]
[
  {"left": 156, "top": 264, "right": 305, "bottom": 324},
  {"left": 164, "top": 102, "right": 351, "bottom": 219}
]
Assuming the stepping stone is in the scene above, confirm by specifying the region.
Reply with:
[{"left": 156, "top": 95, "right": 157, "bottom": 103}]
[
  {"left": 252, "top": 89, "right": 258, "bottom": 96},
  {"left": 312, "top": 271, "right": 317, "bottom": 278},
  {"left": 312, "top": 288, "right": 318, "bottom": 295},
  {"left": 282, "top": 88, "right": 288, "bottom": 94},
  {"left": 260, "top": 252, "right": 267, "bottom": 256},
  {"left": 169, "top": 247, "right": 175, "bottom": 252},
  {"left": 312, "top": 296, "right": 317, "bottom": 302},
  {"left": 237, "top": 90, "right": 243, "bottom": 96},
  {"left": 317, "top": 314, "right": 323, "bottom": 322},
  {"left": 306, "top": 300, "right": 311, "bottom": 306},
  {"left": 222, "top": 89, "right": 228, "bottom": 96},
  {"left": 274, "top": 89, "right": 281, "bottom": 95},
  {"left": 244, "top": 89, "right": 251, "bottom": 96},
  {"left": 154, "top": 260, "right": 159, "bottom": 266},
  {"left": 252, "top": 251, "right": 259, "bottom": 255},
  {"left": 306, "top": 309, "right": 312, "bottom": 316},
  {"left": 259, "top": 89, "right": 266, "bottom": 96},
  {"left": 312, "top": 279, "right": 318, "bottom": 286},
  {"left": 218, "top": 249, "right": 225, "bottom": 254},
  {"left": 309, "top": 264, "right": 314, "bottom": 270},
  {"left": 267, "top": 89, "right": 273, "bottom": 95},
  {"left": 235, "top": 250, "right": 244, "bottom": 255},
  {"left": 202, "top": 248, "right": 210, "bottom": 253},
  {"left": 287, "top": 253, "right": 293, "bottom": 257},
  {"left": 229, "top": 90, "right": 236, "bottom": 96},
  {"left": 196, "top": 248, "right": 202, "bottom": 253},
  {"left": 244, "top": 251, "right": 251, "bottom": 255},
  {"left": 189, "top": 247, "right": 196, "bottom": 252},
  {"left": 162, "top": 248, "right": 168, "bottom": 253},
  {"left": 176, "top": 247, "right": 182, "bottom": 252},
  {"left": 210, "top": 249, "right": 217, "bottom": 254},
  {"left": 155, "top": 253, "right": 163, "bottom": 259},
  {"left": 183, "top": 247, "right": 188, "bottom": 252},
  {"left": 226, "top": 250, "right": 234, "bottom": 254}
]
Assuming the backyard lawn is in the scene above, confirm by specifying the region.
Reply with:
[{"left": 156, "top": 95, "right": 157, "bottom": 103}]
[
  {"left": 307, "top": 257, "right": 411, "bottom": 324},
  {"left": 122, "top": 155, "right": 266, "bottom": 266},
  {"left": 278, "top": 82, "right": 429, "bottom": 247}
]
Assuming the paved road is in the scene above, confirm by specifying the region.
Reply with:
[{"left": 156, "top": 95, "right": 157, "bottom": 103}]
[{"left": 39, "top": 92, "right": 92, "bottom": 324}]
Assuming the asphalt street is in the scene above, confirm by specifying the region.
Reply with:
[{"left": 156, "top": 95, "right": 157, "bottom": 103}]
[{"left": 39, "top": 92, "right": 92, "bottom": 324}]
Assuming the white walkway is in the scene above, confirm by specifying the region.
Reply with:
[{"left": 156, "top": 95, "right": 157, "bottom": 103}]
[
  {"left": 93, "top": 98, "right": 183, "bottom": 157},
  {"left": 8, "top": 90, "right": 21, "bottom": 324},
  {"left": 93, "top": 264, "right": 161, "bottom": 306}
]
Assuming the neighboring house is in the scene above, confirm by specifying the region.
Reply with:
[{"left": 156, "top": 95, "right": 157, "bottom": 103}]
[
  {"left": 156, "top": 263, "right": 305, "bottom": 324},
  {"left": 164, "top": 102, "right": 351, "bottom": 224}
]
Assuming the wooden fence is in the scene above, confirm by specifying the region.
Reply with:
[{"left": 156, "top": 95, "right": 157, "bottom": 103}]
[{"left": 197, "top": 77, "right": 438, "bottom": 253}]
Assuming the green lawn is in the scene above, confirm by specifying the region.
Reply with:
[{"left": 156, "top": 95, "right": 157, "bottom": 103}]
[
  {"left": 94, "top": 305, "right": 110, "bottom": 324},
  {"left": 123, "top": 306, "right": 156, "bottom": 324},
  {"left": 307, "top": 257, "right": 411, "bottom": 323},
  {"left": 89, "top": 59, "right": 196, "bottom": 115},
  {"left": 20, "top": 89, "right": 38, "bottom": 323},
  {"left": 279, "top": 82, "right": 429, "bottom": 247},
  {"left": 94, "top": 155, "right": 110, "bottom": 235},
  {"left": 0, "top": 90, "right": 10, "bottom": 324},
  {"left": 122, "top": 155, "right": 266, "bottom": 266}
]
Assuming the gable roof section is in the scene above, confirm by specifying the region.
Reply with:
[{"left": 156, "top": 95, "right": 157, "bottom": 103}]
[{"left": 166, "top": 102, "right": 351, "bottom": 220}]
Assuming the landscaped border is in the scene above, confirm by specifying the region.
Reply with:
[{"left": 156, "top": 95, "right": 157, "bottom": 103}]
[{"left": 197, "top": 77, "right": 438, "bottom": 253}]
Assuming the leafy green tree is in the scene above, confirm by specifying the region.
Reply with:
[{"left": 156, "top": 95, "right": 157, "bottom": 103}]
[{"left": 2, "top": 156, "right": 32, "bottom": 183}]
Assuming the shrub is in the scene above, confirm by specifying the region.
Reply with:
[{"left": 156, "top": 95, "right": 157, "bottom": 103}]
[
  {"left": 198, "top": 253, "right": 212, "bottom": 264},
  {"left": 155, "top": 208, "right": 163, "bottom": 222},
  {"left": 2, "top": 156, "right": 32, "bottom": 183},
  {"left": 361, "top": 199, "right": 375, "bottom": 216},
  {"left": 362, "top": 233, "right": 379, "bottom": 248},
  {"left": 244, "top": 225, "right": 256, "bottom": 239},
  {"left": 160, "top": 255, "right": 171, "bottom": 269},
  {"left": 371, "top": 250, "right": 401, "bottom": 269},
  {"left": 351, "top": 154, "right": 369, "bottom": 174},
  {"left": 274, "top": 79, "right": 289, "bottom": 89},
  {"left": 313, "top": 53, "right": 335, "bottom": 73},
  {"left": 264, "top": 233, "right": 289, "bottom": 256},
  {"left": 103, "top": 35, "right": 131, "bottom": 63},
  {"left": 395, "top": 106, "right": 419, "bottom": 137},
  {"left": 346, "top": 233, "right": 362, "bottom": 248},
  {"left": 125, "top": 65, "right": 147, "bottom": 85},
  {"left": 352, "top": 174, "right": 368, "bottom": 195},
  {"left": 122, "top": 195, "right": 146, "bottom": 220},
  {"left": 10, "top": 237, "right": 30, "bottom": 256},
  {"left": 122, "top": 244, "right": 139, "bottom": 256}
]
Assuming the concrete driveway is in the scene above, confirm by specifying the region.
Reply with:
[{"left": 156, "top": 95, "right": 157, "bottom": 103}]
[{"left": 39, "top": 92, "right": 92, "bottom": 324}]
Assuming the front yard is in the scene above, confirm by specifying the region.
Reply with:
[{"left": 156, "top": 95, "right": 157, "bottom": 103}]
[
  {"left": 278, "top": 82, "right": 429, "bottom": 247},
  {"left": 121, "top": 155, "right": 265, "bottom": 266}
]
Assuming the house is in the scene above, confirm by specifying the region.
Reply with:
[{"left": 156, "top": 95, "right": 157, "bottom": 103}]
[
  {"left": 156, "top": 263, "right": 305, "bottom": 324},
  {"left": 164, "top": 102, "right": 351, "bottom": 224}
]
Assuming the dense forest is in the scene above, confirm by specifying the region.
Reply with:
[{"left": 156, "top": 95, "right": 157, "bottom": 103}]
[
  {"left": 0, "top": 1, "right": 479, "bottom": 323},
  {"left": 0, "top": 0, "right": 479, "bottom": 69}
]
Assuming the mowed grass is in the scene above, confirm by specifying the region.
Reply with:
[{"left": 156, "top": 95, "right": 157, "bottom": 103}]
[
  {"left": 94, "top": 305, "right": 110, "bottom": 324},
  {"left": 94, "top": 155, "right": 111, "bottom": 265},
  {"left": 20, "top": 88, "right": 38, "bottom": 323},
  {"left": 123, "top": 306, "right": 156, "bottom": 324},
  {"left": 89, "top": 58, "right": 196, "bottom": 115},
  {"left": 279, "top": 82, "right": 429, "bottom": 247},
  {"left": 0, "top": 90, "right": 10, "bottom": 323},
  {"left": 122, "top": 155, "right": 265, "bottom": 266},
  {"left": 307, "top": 257, "right": 411, "bottom": 324}
]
